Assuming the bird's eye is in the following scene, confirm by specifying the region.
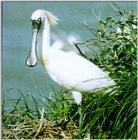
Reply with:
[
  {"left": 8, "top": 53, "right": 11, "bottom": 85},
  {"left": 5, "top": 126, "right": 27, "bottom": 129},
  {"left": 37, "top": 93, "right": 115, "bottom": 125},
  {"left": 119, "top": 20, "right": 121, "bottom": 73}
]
[
  {"left": 38, "top": 18, "right": 41, "bottom": 22},
  {"left": 32, "top": 18, "right": 42, "bottom": 30},
  {"left": 36, "top": 18, "right": 41, "bottom": 25}
]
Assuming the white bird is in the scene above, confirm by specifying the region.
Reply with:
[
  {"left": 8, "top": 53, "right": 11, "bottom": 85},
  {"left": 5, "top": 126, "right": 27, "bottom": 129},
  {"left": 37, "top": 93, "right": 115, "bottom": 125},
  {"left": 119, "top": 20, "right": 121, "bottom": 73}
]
[
  {"left": 67, "top": 34, "right": 78, "bottom": 45},
  {"left": 51, "top": 33, "right": 79, "bottom": 54},
  {"left": 51, "top": 39, "right": 64, "bottom": 50},
  {"left": 26, "top": 9, "right": 115, "bottom": 105}
]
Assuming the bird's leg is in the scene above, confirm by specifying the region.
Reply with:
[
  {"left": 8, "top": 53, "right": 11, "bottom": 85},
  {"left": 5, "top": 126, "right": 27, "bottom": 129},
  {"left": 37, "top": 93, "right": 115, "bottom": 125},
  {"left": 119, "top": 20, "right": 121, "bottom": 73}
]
[
  {"left": 71, "top": 91, "right": 82, "bottom": 105},
  {"left": 78, "top": 104, "right": 83, "bottom": 131},
  {"left": 71, "top": 91, "right": 83, "bottom": 133}
]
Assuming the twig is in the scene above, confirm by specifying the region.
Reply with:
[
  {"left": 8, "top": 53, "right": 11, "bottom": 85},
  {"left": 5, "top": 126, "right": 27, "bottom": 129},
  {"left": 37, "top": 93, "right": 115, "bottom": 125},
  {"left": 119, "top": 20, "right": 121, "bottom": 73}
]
[{"left": 73, "top": 43, "right": 87, "bottom": 58}]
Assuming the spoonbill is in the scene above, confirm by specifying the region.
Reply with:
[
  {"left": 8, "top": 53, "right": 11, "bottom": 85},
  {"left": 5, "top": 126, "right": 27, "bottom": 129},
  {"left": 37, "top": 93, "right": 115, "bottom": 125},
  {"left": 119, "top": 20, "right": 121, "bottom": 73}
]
[
  {"left": 51, "top": 34, "right": 77, "bottom": 51},
  {"left": 26, "top": 9, "right": 115, "bottom": 105}
]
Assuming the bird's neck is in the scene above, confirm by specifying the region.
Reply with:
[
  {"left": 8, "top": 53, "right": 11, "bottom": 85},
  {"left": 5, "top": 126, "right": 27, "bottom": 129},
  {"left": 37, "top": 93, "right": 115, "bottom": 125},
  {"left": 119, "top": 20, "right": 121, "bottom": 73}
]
[{"left": 37, "top": 20, "right": 50, "bottom": 66}]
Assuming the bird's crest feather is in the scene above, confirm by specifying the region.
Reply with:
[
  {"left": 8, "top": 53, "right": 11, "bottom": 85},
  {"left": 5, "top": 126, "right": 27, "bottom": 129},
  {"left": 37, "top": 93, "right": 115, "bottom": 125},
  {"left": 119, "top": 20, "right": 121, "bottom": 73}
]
[{"left": 44, "top": 11, "right": 59, "bottom": 25}]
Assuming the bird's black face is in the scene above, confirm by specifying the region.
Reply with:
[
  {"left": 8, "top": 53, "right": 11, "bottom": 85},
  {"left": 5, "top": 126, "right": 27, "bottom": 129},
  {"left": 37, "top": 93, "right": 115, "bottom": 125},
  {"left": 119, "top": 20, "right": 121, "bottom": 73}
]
[{"left": 32, "top": 18, "right": 42, "bottom": 31}]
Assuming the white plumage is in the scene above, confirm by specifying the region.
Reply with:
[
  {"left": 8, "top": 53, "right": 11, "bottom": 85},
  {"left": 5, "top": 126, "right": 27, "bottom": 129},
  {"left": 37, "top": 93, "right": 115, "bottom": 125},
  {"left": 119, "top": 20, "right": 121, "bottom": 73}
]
[
  {"left": 46, "top": 48, "right": 114, "bottom": 91},
  {"left": 26, "top": 9, "right": 115, "bottom": 105}
]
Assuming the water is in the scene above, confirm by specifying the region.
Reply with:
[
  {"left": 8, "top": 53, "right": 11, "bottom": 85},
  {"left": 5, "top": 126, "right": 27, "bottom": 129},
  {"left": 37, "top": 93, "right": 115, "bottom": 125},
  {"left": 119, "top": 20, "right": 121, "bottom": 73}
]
[{"left": 2, "top": 1, "right": 136, "bottom": 107}]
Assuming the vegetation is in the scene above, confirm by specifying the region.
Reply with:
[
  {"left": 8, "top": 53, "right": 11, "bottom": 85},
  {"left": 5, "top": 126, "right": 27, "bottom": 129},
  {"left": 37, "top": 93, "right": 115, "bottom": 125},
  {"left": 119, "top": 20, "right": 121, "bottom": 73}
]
[{"left": 2, "top": 6, "right": 137, "bottom": 139}]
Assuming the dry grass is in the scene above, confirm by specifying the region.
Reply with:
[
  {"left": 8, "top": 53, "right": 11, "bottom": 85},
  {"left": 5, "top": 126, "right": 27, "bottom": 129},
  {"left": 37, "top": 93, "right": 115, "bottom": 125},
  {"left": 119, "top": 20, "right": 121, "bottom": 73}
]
[{"left": 2, "top": 111, "right": 77, "bottom": 139}]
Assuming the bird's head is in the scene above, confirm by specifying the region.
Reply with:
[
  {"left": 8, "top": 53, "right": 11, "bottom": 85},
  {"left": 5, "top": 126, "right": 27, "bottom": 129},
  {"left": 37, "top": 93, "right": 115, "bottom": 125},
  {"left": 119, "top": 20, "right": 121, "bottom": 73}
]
[
  {"left": 31, "top": 9, "right": 59, "bottom": 30},
  {"left": 26, "top": 9, "right": 59, "bottom": 67}
]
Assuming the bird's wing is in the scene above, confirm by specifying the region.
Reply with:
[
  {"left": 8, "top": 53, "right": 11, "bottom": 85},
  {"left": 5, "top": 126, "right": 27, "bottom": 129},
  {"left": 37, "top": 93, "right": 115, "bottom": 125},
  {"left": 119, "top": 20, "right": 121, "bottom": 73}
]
[{"left": 46, "top": 49, "right": 115, "bottom": 91}]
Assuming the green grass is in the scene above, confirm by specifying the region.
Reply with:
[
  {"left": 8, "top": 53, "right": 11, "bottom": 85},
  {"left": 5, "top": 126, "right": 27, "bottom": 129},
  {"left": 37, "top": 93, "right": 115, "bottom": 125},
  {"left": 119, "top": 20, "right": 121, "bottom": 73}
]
[{"left": 2, "top": 5, "right": 137, "bottom": 139}]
